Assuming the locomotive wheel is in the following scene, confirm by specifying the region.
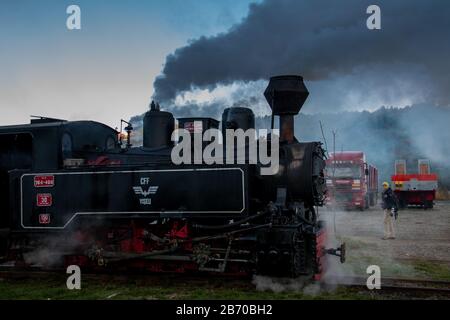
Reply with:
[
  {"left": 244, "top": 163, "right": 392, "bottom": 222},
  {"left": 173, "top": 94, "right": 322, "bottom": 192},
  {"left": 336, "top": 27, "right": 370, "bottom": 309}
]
[
  {"left": 424, "top": 200, "right": 433, "bottom": 209},
  {"left": 290, "top": 231, "right": 308, "bottom": 278},
  {"left": 399, "top": 198, "right": 407, "bottom": 209},
  {"left": 0, "top": 238, "right": 6, "bottom": 261},
  {"left": 256, "top": 228, "right": 307, "bottom": 278}
]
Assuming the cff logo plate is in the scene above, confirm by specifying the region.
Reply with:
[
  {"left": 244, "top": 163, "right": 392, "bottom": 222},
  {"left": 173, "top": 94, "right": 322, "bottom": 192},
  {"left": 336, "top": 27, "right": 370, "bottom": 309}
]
[
  {"left": 38, "top": 214, "right": 51, "bottom": 224},
  {"left": 37, "top": 194, "right": 52, "bottom": 207},
  {"left": 34, "top": 175, "right": 55, "bottom": 188}
]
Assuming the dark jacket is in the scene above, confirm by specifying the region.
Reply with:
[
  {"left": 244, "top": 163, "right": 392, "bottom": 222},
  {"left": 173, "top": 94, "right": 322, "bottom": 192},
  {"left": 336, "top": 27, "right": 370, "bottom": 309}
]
[{"left": 382, "top": 187, "right": 398, "bottom": 210}]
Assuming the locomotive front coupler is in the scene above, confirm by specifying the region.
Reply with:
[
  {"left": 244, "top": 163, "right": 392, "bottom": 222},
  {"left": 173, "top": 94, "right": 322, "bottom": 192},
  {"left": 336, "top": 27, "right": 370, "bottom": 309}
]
[{"left": 323, "top": 243, "right": 346, "bottom": 264}]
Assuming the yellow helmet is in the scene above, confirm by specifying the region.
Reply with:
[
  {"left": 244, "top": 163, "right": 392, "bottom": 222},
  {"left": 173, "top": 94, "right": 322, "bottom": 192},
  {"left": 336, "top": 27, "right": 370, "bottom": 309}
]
[{"left": 382, "top": 181, "right": 389, "bottom": 188}]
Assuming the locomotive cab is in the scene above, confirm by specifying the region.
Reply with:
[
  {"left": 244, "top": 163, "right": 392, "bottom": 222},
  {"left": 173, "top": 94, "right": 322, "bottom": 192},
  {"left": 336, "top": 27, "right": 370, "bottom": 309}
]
[
  {"left": 0, "top": 119, "right": 119, "bottom": 234},
  {"left": 0, "top": 133, "right": 33, "bottom": 233}
]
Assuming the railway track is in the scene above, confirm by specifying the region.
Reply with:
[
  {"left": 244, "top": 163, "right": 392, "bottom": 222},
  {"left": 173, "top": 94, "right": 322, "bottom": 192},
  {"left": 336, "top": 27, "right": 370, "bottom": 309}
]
[
  {"left": 0, "top": 266, "right": 254, "bottom": 290},
  {"left": 0, "top": 266, "right": 449, "bottom": 298},
  {"left": 336, "top": 276, "right": 450, "bottom": 298}
]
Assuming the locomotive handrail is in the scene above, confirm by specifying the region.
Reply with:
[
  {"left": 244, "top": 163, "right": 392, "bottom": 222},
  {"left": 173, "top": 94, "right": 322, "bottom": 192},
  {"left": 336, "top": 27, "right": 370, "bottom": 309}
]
[{"left": 192, "top": 210, "right": 269, "bottom": 230}]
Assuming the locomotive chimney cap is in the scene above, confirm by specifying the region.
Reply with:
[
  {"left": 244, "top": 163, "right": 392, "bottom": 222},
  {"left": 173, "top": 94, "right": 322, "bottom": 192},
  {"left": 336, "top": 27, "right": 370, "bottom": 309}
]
[{"left": 264, "top": 75, "right": 309, "bottom": 115}]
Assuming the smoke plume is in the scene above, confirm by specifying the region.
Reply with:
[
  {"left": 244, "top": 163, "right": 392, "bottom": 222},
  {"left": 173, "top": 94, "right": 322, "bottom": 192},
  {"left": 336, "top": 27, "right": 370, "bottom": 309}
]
[{"left": 153, "top": 0, "right": 450, "bottom": 109}]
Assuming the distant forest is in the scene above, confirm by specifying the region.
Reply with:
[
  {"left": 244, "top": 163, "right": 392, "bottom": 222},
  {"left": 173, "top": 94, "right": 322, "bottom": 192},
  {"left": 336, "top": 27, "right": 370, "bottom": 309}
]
[{"left": 258, "top": 105, "right": 450, "bottom": 188}]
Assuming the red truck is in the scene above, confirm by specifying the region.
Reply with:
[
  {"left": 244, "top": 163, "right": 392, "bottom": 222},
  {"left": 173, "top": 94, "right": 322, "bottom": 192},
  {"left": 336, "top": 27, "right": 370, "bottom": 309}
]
[
  {"left": 325, "top": 151, "right": 378, "bottom": 210},
  {"left": 391, "top": 159, "right": 438, "bottom": 209}
]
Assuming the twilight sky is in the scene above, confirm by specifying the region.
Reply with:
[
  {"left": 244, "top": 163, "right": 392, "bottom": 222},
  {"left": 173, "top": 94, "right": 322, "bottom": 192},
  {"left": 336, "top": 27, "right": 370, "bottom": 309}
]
[
  {"left": 0, "top": 0, "right": 256, "bottom": 127},
  {"left": 1, "top": 0, "right": 449, "bottom": 128}
]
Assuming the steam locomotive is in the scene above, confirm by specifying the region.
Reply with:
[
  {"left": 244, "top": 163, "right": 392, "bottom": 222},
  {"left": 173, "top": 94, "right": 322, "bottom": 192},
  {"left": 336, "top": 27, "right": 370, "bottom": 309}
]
[{"left": 0, "top": 75, "right": 344, "bottom": 278}]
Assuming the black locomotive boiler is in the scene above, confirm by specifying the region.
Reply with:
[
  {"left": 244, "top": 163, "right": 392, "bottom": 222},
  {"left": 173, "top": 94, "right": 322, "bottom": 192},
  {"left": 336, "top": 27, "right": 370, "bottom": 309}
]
[{"left": 0, "top": 75, "right": 344, "bottom": 278}]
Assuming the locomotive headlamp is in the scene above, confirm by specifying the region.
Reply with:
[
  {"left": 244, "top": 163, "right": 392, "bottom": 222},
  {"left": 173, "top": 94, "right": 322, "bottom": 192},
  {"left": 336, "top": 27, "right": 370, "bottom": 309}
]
[{"left": 119, "top": 119, "right": 134, "bottom": 148}]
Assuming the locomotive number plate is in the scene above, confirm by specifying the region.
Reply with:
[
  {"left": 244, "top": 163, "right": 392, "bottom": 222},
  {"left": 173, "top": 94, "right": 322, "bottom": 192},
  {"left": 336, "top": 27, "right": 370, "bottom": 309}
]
[{"left": 34, "top": 175, "right": 55, "bottom": 188}]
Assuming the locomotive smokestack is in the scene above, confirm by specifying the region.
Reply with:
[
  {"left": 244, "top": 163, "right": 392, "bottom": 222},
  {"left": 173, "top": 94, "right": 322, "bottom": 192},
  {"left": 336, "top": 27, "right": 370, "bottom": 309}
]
[{"left": 264, "top": 75, "right": 309, "bottom": 143}]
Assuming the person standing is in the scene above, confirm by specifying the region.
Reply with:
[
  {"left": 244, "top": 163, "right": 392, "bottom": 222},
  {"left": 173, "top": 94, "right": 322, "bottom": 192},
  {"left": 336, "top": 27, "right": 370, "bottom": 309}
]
[{"left": 381, "top": 182, "right": 398, "bottom": 240}]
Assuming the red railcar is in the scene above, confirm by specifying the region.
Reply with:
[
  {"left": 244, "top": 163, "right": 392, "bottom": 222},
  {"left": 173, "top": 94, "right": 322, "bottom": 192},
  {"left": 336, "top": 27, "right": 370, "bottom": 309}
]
[
  {"left": 391, "top": 159, "right": 438, "bottom": 209},
  {"left": 325, "top": 151, "right": 378, "bottom": 210}
]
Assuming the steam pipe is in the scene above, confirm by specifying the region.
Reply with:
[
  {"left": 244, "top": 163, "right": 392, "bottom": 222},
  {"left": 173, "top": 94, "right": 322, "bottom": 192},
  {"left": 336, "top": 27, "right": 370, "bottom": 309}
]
[
  {"left": 280, "top": 115, "right": 294, "bottom": 143},
  {"left": 192, "top": 210, "right": 269, "bottom": 230}
]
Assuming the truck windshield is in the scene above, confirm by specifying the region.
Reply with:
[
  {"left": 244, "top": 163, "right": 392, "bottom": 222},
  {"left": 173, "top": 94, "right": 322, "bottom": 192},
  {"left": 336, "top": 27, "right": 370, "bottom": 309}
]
[{"left": 329, "top": 166, "right": 361, "bottom": 178}]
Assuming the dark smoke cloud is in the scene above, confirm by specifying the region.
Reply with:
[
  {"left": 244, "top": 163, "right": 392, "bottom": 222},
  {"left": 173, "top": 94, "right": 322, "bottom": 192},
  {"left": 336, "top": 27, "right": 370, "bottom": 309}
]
[{"left": 153, "top": 0, "right": 450, "bottom": 106}]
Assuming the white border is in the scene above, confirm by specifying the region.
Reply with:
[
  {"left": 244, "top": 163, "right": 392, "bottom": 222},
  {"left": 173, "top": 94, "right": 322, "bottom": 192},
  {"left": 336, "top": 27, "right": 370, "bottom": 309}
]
[{"left": 20, "top": 167, "right": 246, "bottom": 230}]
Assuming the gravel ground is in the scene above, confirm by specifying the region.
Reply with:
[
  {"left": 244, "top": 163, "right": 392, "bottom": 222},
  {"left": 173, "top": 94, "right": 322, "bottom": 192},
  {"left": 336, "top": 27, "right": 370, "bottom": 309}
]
[{"left": 320, "top": 200, "right": 450, "bottom": 280}]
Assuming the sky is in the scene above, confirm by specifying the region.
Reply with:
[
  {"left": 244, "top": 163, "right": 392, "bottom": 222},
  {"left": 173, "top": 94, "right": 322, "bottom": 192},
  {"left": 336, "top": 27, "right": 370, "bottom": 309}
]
[
  {"left": 1, "top": 0, "right": 449, "bottom": 129},
  {"left": 0, "top": 0, "right": 256, "bottom": 128}
]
